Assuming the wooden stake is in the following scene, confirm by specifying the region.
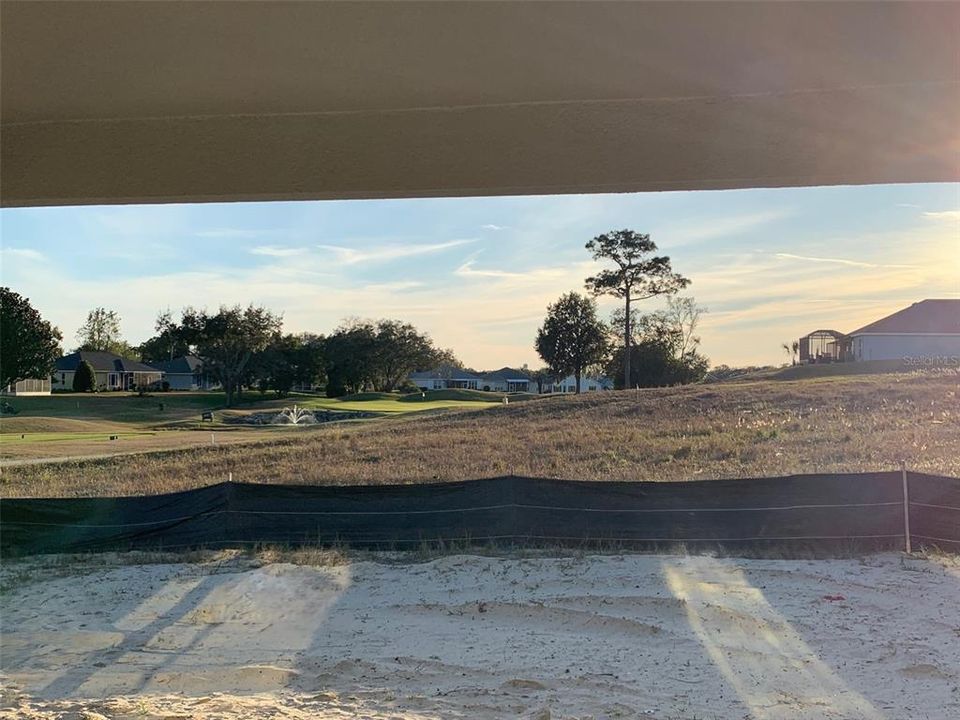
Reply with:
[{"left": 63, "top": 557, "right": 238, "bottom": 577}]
[{"left": 901, "top": 460, "right": 912, "bottom": 554}]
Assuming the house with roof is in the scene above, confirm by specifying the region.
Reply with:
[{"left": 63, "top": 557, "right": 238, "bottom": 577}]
[
  {"left": 149, "top": 355, "right": 218, "bottom": 391},
  {"left": 54, "top": 351, "right": 163, "bottom": 392},
  {"left": 409, "top": 365, "right": 484, "bottom": 391},
  {"left": 847, "top": 299, "right": 960, "bottom": 362},
  {"left": 410, "top": 364, "right": 614, "bottom": 393},
  {"left": 797, "top": 299, "right": 960, "bottom": 365},
  {"left": 478, "top": 367, "right": 533, "bottom": 393}
]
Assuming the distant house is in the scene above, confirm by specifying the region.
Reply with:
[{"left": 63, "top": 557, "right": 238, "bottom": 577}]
[
  {"left": 54, "top": 351, "right": 163, "bottom": 392},
  {"left": 2, "top": 378, "right": 51, "bottom": 396},
  {"left": 797, "top": 299, "right": 960, "bottom": 365},
  {"left": 547, "top": 374, "right": 614, "bottom": 393},
  {"left": 847, "top": 299, "right": 960, "bottom": 362},
  {"left": 409, "top": 365, "right": 484, "bottom": 390},
  {"left": 409, "top": 365, "right": 612, "bottom": 393},
  {"left": 478, "top": 367, "right": 533, "bottom": 393},
  {"left": 150, "top": 355, "right": 218, "bottom": 391}
]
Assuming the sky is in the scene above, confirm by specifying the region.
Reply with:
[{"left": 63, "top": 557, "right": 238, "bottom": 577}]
[{"left": 1, "top": 183, "right": 958, "bottom": 370}]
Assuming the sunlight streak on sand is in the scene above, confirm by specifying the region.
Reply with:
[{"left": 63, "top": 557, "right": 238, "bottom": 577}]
[{"left": 662, "top": 556, "right": 884, "bottom": 719}]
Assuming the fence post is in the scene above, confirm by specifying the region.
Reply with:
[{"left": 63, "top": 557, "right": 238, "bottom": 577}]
[{"left": 900, "top": 460, "right": 912, "bottom": 554}]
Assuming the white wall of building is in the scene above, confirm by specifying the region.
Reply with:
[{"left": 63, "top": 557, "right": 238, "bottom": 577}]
[
  {"left": 411, "top": 377, "right": 447, "bottom": 390},
  {"left": 851, "top": 334, "right": 960, "bottom": 362},
  {"left": 53, "top": 370, "right": 162, "bottom": 391},
  {"left": 549, "top": 375, "right": 609, "bottom": 393}
]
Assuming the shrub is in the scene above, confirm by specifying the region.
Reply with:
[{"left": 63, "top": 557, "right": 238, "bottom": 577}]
[{"left": 72, "top": 360, "right": 96, "bottom": 392}]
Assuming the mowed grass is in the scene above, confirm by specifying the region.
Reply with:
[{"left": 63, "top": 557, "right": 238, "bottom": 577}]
[
  {"left": 282, "top": 392, "right": 517, "bottom": 414},
  {"left": 2, "top": 392, "right": 233, "bottom": 426},
  {"left": 0, "top": 431, "right": 156, "bottom": 444},
  {"left": 3, "top": 372, "right": 957, "bottom": 498},
  {"left": 0, "top": 389, "right": 527, "bottom": 463},
  {"left": 0, "top": 389, "right": 515, "bottom": 430},
  {"left": 1, "top": 388, "right": 517, "bottom": 427}
]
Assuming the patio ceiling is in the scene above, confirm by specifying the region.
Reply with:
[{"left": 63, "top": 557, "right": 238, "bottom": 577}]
[{"left": 1, "top": 1, "right": 957, "bottom": 207}]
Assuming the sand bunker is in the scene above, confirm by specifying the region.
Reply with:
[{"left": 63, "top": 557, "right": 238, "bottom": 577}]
[{"left": 1, "top": 552, "right": 958, "bottom": 719}]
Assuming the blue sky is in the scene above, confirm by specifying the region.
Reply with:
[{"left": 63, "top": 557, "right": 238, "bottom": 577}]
[{"left": 1, "top": 183, "right": 957, "bottom": 369}]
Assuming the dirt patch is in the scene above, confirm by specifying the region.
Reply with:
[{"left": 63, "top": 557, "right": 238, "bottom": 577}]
[{"left": 2, "top": 552, "right": 958, "bottom": 719}]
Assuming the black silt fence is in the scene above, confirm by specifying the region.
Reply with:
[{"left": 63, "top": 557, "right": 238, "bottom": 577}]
[{"left": 2, "top": 471, "right": 958, "bottom": 555}]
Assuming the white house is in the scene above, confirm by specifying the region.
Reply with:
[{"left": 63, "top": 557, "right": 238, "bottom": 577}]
[
  {"left": 409, "top": 365, "right": 484, "bottom": 390},
  {"left": 410, "top": 365, "right": 613, "bottom": 394},
  {"left": 547, "top": 374, "right": 614, "bottom": 393},
  {"left": 848, "top": 299, "right": 960, "bottom": 362},
  {"left": 150, "top": 355, "right": 218, "bottom": 390},
  {"left": 54, "top": 351, "right": 163, "bottom": 392},
  {"left": 478, "top": 367, "right": 533, "bottom": 393}
]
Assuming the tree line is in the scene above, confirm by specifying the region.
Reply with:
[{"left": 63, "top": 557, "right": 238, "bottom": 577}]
[
  {"left": 1, "top": 228, "right": 708, "bottom": 402},
  {"left": 0, "top": 288, "right": 458, "bottom": 406},
  {"left": 135, "top": 309, "right": 458, "bottom": 405}
]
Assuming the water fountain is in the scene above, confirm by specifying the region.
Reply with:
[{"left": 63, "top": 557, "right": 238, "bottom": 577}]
[
  {"left": 270, "top": 404, "right": 318, "bottom": 425},
  {"left": 230, "top": 404, "right": 373, "bottom": 426}
]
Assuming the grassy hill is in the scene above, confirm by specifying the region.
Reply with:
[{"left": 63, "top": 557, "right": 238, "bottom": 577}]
[
  {"left": 717, "top": 359, "right": 924, "bottom": 383},
  {"left": 3, "top": 372, "right": 956, "bottom": 498}
]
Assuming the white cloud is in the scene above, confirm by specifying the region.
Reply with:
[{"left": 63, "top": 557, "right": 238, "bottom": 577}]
[
  {"left": 250, "top": 245, "right": 307, "bottom": 257},
  {"left": 481, "top": 224, "right": 507, "bottom": 231},
  {"left": 455, "top": 256, "right": 524, "bottom": 279},
  {"left": 922, "top": 210, "right": 960, "bottom": 222},
  {"left": 774, "top": 253, "right": 916, "bottom": 270},
  {"left": 1, "top": 247, "right": 46, "bottom": 262},
  {"left": 316, "top": 238, "right": 475, "bottom": 265},
  {"left": 662, "top": 208, "right": 792, "bottom": 246}
]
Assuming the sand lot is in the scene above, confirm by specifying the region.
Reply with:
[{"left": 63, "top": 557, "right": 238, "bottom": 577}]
[{"left": 1, "top": 552, "right": 958, "bottom": 720}]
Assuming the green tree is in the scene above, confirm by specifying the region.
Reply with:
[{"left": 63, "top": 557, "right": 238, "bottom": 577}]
[
  {"left": 76, "top": 307, "right": 134, "bottom": 356},
  {"left": 323, "top": 320, "right": 378, "bottom": 397},
  {"left": 251, "top": 332, "right": 326, "bottom": 397},
  {"left": 138, "top": 308, "right": 193, "bottom": 362},
  {"left": 604, "top": 297, "right": 709, "bottom": 388},
  {"left": 182, "top": 305, "right": 283, "bottom": 406},
  {"left": 324, "top": 318, "right": 452, "bottom": 396},
  {"left": 72, "top": 359, "right": 97, "bottom": 392},
  {"left": 371, "top": 320, "right": 443, "bottom": 391},
  {"left": 535, "top": 292, "right": 608, "bottom": 394},
  {"left": 0, "top": 287, "right": 62, "bottom": 390},
  {"left": 585, "top": 230, "right": 689, "bottom": 389}
]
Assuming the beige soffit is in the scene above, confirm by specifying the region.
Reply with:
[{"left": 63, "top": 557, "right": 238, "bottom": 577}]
[{"left": 1, "top": 0, "right": 958, "bottom": 207}]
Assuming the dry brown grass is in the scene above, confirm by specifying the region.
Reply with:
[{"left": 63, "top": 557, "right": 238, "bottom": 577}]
[{"left": 2, "top": 373, "right": 957, "bottom": 498}]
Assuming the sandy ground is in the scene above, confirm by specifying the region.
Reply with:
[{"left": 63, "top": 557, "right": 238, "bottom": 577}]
[{"left": 1, "top": 552, "right": 958, "bottom": 720}]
